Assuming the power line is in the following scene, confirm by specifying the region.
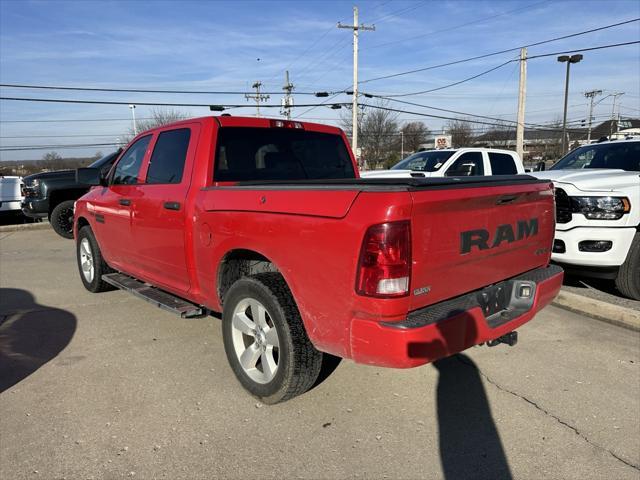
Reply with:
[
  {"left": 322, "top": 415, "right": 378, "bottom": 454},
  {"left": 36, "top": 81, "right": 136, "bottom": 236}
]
[
  {"left": 0, "top": 83, "right": 320, "bottom": 96},
  {"left": 359, "top": 102, "right": 586, "bottom": 132},
  {"left": 0, "top": 96, "right": 351, "bottom": 110},
  {"left": 367, "top": 0, "right": 549, "bottom": 50},
  {"left": 526, "top": 40, "right": 640, "bottom": 59},
  {"left": 360, "top": 18, "right": 640, "bottom": 84},
  {"left": 0, "top": 117, "right": 153, "bottom": 123},
  {"left": 1, "top": 143, "right": 121, "bottom": 152},
  {"left": 368, "top": 59, "right": 517, "bottom": 97},
  {"left": 366, "top": 40, "right": 639, "bottom": 97},
  {"left": 0, "top": 134, "right": 123, "bottom": 139}
]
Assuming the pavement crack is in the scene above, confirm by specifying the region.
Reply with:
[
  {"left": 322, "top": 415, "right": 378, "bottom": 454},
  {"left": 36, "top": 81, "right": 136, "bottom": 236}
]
[{"left": 456, "top": 355, "right": 640, "bottom": 472}]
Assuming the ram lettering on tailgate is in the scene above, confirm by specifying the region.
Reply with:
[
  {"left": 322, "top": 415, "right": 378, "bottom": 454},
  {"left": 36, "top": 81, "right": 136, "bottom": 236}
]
[{"left": 460, "top": 218, "right": 539, "bottom": 254}]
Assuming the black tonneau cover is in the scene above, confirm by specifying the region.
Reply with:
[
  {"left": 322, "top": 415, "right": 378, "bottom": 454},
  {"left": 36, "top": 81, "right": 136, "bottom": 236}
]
[{"left": 213, "top": 175, "right": 550, "bottom": 192}]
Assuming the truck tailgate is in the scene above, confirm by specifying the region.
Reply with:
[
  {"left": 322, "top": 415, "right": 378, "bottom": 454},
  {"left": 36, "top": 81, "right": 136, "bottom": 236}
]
[{"left": 409, "top": 179, "right": 555, "bottom": 311}]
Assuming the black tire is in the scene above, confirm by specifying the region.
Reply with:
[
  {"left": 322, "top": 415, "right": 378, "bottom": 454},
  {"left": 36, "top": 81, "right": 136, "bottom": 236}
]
[
  {"left": 615, "top": 232, "right": 640, "bottom": 300},
  {"left": 222, "top": 272, "right": 323, "bottom": 404},
  {"left": 76, "top": 225, "right": 115, "bottom": 293},
  {"left": 50, "top": 200, "right": 76, "bottom": 239}
]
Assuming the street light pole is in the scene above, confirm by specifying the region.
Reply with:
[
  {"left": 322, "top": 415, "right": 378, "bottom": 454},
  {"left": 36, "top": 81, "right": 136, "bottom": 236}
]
[
  {"left": 558, "top": 54, "right": 583, "bottom": 154},
  {"left": 128, "top": 104, "right": 137, "bottom": 136}
]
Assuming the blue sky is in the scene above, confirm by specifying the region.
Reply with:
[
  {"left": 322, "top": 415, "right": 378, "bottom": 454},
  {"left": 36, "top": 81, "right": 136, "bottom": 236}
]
[{"left": 1, "top": 0, "right": 639, "bottom": 160}]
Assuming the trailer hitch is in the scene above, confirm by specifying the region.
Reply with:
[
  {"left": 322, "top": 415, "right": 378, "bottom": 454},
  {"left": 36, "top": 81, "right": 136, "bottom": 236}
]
[{"left": 486, "top": 331, "right": 518, "bottom": 347}]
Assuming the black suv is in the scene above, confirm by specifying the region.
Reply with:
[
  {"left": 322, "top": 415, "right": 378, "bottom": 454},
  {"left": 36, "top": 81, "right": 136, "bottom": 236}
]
[{"left": 21, "top": 150, "right": 120, "bottom": 238}]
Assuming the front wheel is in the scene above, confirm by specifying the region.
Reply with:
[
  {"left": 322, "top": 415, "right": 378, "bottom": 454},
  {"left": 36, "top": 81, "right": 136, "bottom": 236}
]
[
  {"left": 76, "top": 225, "right": 114, "bottom": 293},
  {"left": 222, "top": 273, "right": 323, "bottom": 404},
  {"left": 615, "top": 232, "right": 640, "bottom": 300},
  {"left": 50, "top": 200, "right": 76, "bottom": 239}
]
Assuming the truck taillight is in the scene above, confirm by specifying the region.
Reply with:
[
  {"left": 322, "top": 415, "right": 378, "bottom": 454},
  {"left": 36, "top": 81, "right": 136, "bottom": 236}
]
[{"left": 356, "top": 221, "right": 411, "bottom": 298}]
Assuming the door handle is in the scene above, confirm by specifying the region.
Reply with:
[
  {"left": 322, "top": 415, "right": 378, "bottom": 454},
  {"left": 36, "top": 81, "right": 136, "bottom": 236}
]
[
  {"left": 164, "top": 201, "right": 181, "bottom": 211},
  {"left": 119, "top": 199, "right": 131, "bottom": 206}
]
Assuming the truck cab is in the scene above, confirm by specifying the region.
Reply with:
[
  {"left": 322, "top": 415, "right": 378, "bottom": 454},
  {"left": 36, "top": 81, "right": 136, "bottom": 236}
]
[{"left": 360, "top": 148, "right": 525, "bottom": 178}]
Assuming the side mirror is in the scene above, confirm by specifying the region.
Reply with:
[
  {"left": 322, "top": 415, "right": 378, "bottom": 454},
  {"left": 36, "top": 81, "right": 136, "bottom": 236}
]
[
  {"left": 534, "top": 161, "right": 546, "bottom": 171},
  {"left": 76, "top": 167, "right": 105, "bottom": 186}
]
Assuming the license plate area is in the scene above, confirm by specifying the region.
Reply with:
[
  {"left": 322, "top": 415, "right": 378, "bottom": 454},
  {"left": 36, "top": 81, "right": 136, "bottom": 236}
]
[{"left": 476, "top": 280, "right": 537, "bottom": 328}]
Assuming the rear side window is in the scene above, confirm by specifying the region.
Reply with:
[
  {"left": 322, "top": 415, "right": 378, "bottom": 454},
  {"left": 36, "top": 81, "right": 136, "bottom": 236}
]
[
  {"left": 488, "top": 152, "right": 518, "bottom": 175},
  {"left": 214, "top": 127, "right": 355, "bottom": 182},
  {"left": 446, "top": 151, "right": 484, "bottom": 176},
  {"left": 111, "top": 135, "right": 151, "bottom": 185},
  {"left": 146, "top": 128, "right": 191, "bottom": 184}
]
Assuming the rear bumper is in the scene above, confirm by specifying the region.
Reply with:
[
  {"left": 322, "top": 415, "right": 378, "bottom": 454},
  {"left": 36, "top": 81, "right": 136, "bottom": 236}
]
[
  {"left": 350, "top": 265, "right": 564, "bottom": 368},
  {"left": 0, "top": 200, "right": 22, "bottom": 212}
]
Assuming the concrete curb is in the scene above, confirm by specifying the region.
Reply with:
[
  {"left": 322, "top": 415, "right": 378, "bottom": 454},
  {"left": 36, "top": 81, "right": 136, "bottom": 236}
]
[
  {"left": 0, "top": 221, "right": 51, "bottom": 233},
  {"left": 553, "top": 290, "right": 640, "bottom": 332}
]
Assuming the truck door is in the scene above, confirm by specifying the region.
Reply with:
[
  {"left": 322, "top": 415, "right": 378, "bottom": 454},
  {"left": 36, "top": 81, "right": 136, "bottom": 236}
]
[
  {"left": 91, "top": 134, "right": 152, "bottom": 269},
  {"left": 131, "top": 125, "right": 198, "bottom": 294}
]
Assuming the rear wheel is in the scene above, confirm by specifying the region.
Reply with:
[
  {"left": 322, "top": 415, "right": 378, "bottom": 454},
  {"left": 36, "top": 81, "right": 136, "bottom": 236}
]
[
  {"left": 50, "top": 200, "right": 75, "bottom": 239},
  {"left": 615, "top": 232, "right": 640, "bottom": 300},
  {"left": 222, "top": 272, "right": 322, "bottom": 404},
  {"left": 76, "top": 225, "right": 114, "bottom": 293}
]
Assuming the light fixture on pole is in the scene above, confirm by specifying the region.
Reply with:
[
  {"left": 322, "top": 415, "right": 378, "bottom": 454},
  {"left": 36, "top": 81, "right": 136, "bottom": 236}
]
[
  {"left": 557, "top": 54, "right": 583, "bottom": 154},
  {"left": 128, "top": 104, "right": 137, "bottom": 136}
]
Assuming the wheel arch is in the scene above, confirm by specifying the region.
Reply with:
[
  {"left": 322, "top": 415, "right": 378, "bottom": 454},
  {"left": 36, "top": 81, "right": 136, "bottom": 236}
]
[
  {"left": 48, "top": 188, "right": 88, "bottom": 216},
  {"left": 217, "top": 248, "right": 281, "bottom": 307}
]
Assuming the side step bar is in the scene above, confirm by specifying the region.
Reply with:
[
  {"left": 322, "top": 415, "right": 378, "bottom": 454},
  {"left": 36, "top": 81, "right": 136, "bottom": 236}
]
[{"left": 102, "top": 273, "right": 205, "bottom": 318}]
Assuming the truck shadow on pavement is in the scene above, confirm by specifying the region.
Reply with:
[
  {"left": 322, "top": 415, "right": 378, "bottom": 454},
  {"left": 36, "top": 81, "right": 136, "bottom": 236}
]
[
  {"left": 0, "top": 288, "right": 77, "bottom": 393},
  {"left": 410, "top": 312, "right": 513, "bottom": 480}
]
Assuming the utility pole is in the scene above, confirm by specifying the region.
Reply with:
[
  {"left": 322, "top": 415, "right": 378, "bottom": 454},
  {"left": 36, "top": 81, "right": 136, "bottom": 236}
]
[
  {"left": 584, "top": 89, "right": 602, "bottom": 143},
  {"left": 516, "top": 47, "right": 527, "bottom": 160},
  {"left": 281, "top": 71, "right": 294, "bottom": 120},
  {"left": 610, "top": 92, "right": 624, "bottom": 135},
  {"left": 128, "top": 104, "right": 137, "bottom": 135},
  {"left": 338, "top": 6, "right": 375, "bottom": 167},
  {"left": 245, "top": 81, "right": 270, "bottom": 117},
  {"left": 400, "top": 131, "right": 404, "bottom": 159}
]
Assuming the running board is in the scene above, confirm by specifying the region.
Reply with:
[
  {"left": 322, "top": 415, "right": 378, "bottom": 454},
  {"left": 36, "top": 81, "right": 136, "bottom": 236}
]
[{"left": 102, "top": 273, "right": 205, "bottom": 318}]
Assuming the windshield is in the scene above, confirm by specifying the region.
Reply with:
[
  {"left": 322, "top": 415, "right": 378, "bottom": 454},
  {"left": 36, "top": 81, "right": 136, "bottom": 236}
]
[
  {"left": 214, "top": 127, "right": 355, "bottom": 181},
  {"left": 551, "top": 142, "right": 640, "bottom": 172},
  {"left": 89, "top": 151, "right": 120, "bottom": 174},
  {"left": 391, "top": 150, "right": 455, "bottom": 171}
]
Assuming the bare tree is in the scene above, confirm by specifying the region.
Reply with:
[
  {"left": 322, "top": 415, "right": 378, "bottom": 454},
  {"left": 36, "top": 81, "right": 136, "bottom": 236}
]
[
  {"left": 123, "top": 108, "right": 188, "bottom": 142},
  {"left": 340, "top": 100, "right": 399, "bottom": 168},
  {"left": 446, "top": 118, "right": 474, "bottom": 148},
  {"left": 400, "top": 121, "right": 430, "bottom": 153},
  {"left": 479, "top": 121, "right": 516, "bottom": 148}
]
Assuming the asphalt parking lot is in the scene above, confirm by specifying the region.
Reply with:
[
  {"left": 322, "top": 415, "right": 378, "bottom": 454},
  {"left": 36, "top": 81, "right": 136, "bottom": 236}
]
[{"left": 1, "top": 229, "right": 639, "bottom": 480}]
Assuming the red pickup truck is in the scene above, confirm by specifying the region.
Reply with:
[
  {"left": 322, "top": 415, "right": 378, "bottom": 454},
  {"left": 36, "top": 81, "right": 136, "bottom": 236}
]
[{"left": 74, "top": 115, "right": 563, "bottom": 403}]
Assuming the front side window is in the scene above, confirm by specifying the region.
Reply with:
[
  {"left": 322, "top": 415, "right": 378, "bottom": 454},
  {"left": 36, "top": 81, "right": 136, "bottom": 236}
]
[
  {"left": 488, "top": 152, "right": 518, "bottom": 175},
  {"left": 446, "top": 152, "right": 484, "bottom": 176},
  {"left": 146, "top": 128, "right": 191, "bottom": 184},
  {"left": 214, "top": 127, "right": 355, "bottom": 182},
  {"left": 111, "top": 135, "right": 151, "bottom": 185}
]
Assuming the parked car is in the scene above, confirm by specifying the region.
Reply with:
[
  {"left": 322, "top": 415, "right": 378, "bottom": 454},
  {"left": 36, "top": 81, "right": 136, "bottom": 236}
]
[
  {"left": 74, "top": 116, "right": 562, "bottom": 403},
  {"left": 21, "top": 150, "right": 120, "bottom": 238},
  {"left": 532, "top": 138, "right": 640, "bottom": 299},
  {"left": 0, "top": 176, "right": 24, "bottom": 219},
  {"left": 360, "top": 148, "right": 525, "bottom": 178}
]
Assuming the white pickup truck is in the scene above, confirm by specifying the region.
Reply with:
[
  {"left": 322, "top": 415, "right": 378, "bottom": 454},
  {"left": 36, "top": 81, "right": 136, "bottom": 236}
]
[
  {"left": 0, "top": 176, "right": 24, "bottom": 218},
  {"left": 360, "top": 148, "right": 525, "bottom": 178},
  {"left": 533, "top": 138, "right": 640, "bottom": 300}
]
